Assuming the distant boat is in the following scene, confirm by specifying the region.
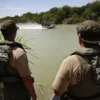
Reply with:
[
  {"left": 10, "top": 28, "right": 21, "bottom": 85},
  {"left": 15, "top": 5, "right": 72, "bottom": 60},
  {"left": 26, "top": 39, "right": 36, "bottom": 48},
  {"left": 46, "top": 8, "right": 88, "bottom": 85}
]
[
  {"left": 41, "top": 20, "right": 56, "bottom": 29},
  {"left": 43, "top": 24, "right": 56, "bottom": 29}
]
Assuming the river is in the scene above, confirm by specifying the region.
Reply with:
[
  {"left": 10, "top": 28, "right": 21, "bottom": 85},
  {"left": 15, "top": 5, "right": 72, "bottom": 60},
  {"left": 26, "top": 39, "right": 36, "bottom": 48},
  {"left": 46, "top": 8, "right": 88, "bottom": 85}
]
[{"left": 17, "top": 23, "right": 79, "bottom": 100}]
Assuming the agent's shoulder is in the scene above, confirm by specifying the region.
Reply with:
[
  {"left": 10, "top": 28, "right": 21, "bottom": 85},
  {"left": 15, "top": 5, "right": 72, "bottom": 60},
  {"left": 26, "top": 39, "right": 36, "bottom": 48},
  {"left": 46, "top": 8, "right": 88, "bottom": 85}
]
[
  {"left": 64, "top": 55, "right": 79, "bottom": 63},
  {"left": 12, "top": 46, "right": 25, "bottom": 58}
]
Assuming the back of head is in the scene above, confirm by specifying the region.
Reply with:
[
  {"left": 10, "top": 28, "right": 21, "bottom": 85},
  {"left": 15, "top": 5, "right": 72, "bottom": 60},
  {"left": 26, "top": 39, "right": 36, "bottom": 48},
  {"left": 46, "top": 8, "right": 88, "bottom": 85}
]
[
  {"left": 76, "top": 20, "right": 100, "bottom": 46},
  {"left": 0, "top": 20, "right": 19, "bottom": 38}
]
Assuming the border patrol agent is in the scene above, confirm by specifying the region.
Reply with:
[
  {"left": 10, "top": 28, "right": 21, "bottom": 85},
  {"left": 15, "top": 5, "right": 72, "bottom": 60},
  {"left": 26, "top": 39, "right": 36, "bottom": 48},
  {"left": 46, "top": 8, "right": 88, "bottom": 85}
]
[
  {"left": 0, "top": 20, "right": 37, "bottom": 100},
  {"left": 52, "top": 20, "right": 100, "bottom": 100}
]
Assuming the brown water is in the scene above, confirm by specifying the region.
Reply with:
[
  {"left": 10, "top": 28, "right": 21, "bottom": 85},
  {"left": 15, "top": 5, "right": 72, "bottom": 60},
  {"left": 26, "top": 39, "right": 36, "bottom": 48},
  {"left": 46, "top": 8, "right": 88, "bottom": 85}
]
[{"left": 17, "top": 24, "right": 79, "bottom": 100}]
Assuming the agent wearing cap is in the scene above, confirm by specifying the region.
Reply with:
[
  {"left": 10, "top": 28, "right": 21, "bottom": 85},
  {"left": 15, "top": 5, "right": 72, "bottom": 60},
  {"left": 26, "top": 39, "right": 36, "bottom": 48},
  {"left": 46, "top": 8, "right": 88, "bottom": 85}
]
[
  {"left": 0, "top": 20, "right": 37, "bottom": 100},
  {"left": 52, "top": 20, "right": 100, "bottom": 100}
]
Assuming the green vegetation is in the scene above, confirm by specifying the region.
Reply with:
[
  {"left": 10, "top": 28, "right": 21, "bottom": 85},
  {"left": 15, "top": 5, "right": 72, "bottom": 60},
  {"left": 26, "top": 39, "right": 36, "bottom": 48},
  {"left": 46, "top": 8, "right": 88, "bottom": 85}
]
[{"left": 0, "top": 1, "right": 100, "bottom": 24}]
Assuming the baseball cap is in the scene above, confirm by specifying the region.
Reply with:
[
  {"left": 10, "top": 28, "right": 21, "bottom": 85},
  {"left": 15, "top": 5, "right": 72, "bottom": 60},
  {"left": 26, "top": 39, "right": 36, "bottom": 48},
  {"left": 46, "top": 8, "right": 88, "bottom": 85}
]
[
  {"left": 0, "top": 20, "right": 19, "bottom": 31},
  {"left": 76, "top": 20, "right": 100, "bottom": 43}
]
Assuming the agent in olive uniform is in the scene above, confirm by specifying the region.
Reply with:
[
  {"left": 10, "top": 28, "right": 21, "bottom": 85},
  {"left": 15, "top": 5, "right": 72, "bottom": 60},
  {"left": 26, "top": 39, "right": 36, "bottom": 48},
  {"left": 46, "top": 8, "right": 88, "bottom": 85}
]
[
  {"left": 0, "top": 20, "right": 37, "bottom": 100},
  {"left": 52, "top": 20, "right": 100, "bottom": 100}
]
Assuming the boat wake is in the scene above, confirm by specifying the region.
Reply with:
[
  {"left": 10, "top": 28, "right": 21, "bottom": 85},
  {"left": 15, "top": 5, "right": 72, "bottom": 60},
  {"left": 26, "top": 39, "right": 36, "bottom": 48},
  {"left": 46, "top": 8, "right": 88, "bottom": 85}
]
[{"left": 17, "top": 23, "right": 45, "bottom": 29}]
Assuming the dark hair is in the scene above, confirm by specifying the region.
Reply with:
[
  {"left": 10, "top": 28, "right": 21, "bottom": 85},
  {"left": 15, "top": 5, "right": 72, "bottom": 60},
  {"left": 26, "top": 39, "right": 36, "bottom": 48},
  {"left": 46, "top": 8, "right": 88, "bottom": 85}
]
[
  {"left": 80, "top": 34, "right": 100, "bottom": 47},
  {"left": 1, "top": 28, "right": 17, "bottom": 40},
  {"left": 0, "top": 20, "right": 18, "bottom": 40},
  {"left": 82, "top": 40, "right": 99, "bottom": 47}
]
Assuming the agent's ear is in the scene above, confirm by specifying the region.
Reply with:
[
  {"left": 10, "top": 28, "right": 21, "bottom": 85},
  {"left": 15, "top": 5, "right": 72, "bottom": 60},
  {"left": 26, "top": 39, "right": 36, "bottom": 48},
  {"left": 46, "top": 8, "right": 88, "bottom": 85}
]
[
  {"left": 78, "top": 34, "right": 84, "bottom": 47},
  {"left": 78, "top": 35, "right": 81, "bottom": 44},
  {"left": 12, "top": 31, "right": 17, "bottom": 40}
]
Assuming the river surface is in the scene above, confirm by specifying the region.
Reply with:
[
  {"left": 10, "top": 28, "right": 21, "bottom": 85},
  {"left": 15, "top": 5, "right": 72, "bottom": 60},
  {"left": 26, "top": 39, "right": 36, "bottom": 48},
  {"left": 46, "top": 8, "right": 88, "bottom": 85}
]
[{"left": 17, "top": 23, "right": 79, "bottom": 100}]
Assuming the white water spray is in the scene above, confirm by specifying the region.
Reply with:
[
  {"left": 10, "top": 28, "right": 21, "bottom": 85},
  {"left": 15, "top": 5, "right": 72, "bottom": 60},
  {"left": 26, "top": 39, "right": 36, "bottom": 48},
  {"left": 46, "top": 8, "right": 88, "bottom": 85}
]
[{"left": 17, "top": 22, "right": 45, "bottom": 29}]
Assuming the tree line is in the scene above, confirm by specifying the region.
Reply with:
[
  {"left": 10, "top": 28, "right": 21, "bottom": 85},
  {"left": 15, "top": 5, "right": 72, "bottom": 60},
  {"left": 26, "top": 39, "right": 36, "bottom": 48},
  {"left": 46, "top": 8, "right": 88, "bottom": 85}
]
[{"left": 0, "top": 1, "right": 100, "bottom": 24}]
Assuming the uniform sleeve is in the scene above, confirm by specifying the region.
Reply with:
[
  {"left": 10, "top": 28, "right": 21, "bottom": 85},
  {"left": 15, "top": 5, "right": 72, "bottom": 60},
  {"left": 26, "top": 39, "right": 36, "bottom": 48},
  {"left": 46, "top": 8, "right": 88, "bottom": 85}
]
[
  {"left": 11, "top": 47, "right": 31, "bottom": 77},
  {"left": 52, "top": 55, "right": 81, "bottom": 93}
]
